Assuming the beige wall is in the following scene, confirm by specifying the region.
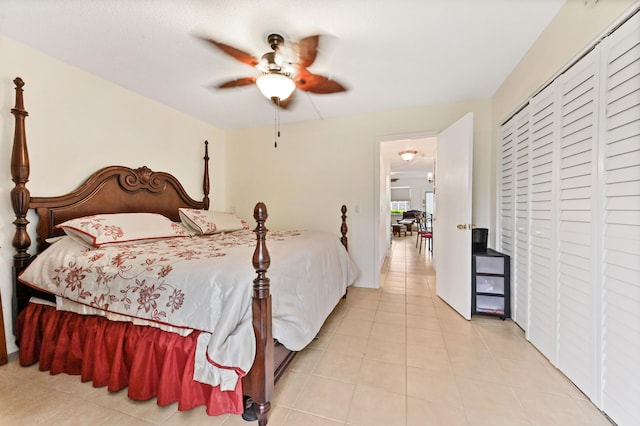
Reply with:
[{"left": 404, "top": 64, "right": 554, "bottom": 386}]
[
  {"left": 226, "top": 99, "right": 493, "bottom": 288},
  {"left": 489, "top": 0, "right": 638, "bottom": 236},
  {"left": 0, "top": 37, "right": 223, "bottom": 353}
]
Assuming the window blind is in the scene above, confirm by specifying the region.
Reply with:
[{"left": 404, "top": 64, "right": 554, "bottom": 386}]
[{"left": 390, "top": 187, "right": 411, "bottom": 202}]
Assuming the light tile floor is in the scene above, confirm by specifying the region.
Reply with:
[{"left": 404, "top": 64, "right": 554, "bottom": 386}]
[{"left": 0, "top": 236, "right": 613, "bottom": 425}]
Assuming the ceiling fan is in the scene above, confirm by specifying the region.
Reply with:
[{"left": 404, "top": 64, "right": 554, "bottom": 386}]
[{"left": 201, "top": 33, "right": 348, "bottom": 108}]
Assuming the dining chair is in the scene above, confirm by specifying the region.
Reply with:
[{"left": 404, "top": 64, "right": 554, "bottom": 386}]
[{"left": 416, "top": 214, "right": 433, "bottom": 254}]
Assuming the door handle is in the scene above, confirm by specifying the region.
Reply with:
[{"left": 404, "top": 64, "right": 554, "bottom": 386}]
[{"left": 457, "top": 224, "right": 467, "bottom": 230}]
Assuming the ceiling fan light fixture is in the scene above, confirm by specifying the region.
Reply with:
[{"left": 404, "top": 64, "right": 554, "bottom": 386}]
[
  {"left": 399, "top": 150, "right": 418, "bottom": 162},
  {"left": 256, "top": 72, "right": 296, "bottom": 101}
]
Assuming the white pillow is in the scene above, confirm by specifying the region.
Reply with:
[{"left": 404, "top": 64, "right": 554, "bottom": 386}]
[
  {"left": 178, "top": 208, "right": 249, "bottom": 235},
  {"left": 56, "top": 213, "right": 191, "bottom": 247}
]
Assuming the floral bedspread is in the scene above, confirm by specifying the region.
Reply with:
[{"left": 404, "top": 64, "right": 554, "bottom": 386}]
[{"left": 19, "top": 229, "right": 354, "bottom": 390}]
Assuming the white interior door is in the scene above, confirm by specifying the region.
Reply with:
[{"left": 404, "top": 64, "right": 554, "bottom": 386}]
[
  {"left": 513, "top": 105, "right": 531, "bottom": 331},
  {"left": 556, "top": 44, "right": 600, "bottom": 402},
  {"left": 434, "top": 113, "right": 473, "bottom": 320},
  {"left": 499, "top": 119, "right": 515, "bottom": 257},
  {"left": 527, "top": 80, "right": 559, "bottom": 363},
  {"left": 600, "top": 11, "right": 640, "bottom": 425}
]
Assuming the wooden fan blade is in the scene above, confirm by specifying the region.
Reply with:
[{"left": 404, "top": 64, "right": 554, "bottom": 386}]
[
  {"left": 201, "top": 37, "right": 259, "bottom": 67},
  {"left": 297, "top": 35, "right": 320, "bottom": 68},
  {"left": 217, "top": 77, "right": 256, "bottom": 89},
  {"left": 295, "top": 68, "right": 347, "bottom": 94}
]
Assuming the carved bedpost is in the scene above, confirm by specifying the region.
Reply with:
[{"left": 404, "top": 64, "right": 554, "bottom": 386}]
[
  {"left": 340, "top": 205, "right": 349, "bottom": 299},
  {"left": 340, "top": 205, "right": 348, "bottom": 252},
  {"left": 246, "top": 202, "right": 273, "bottom": 426},
  {"left": 9, "top": 77, "right": 32, "bottom": 345},
  {"left": 0, "top": 298, "right": 5, "bottom": 365},
  {"left": 11, "top": 77, "right": 31, "bottom": 264},
  {"left": 203, "top": 140, "right": 210, "bottom": 210}
]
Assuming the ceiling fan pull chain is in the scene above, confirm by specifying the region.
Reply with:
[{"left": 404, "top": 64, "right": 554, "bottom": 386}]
[
  {"left": 274, "top": 98, "right": 278, "bottom": 148},
  {"left": 274, "top": 96, "right": 282, "bottom": 148}
]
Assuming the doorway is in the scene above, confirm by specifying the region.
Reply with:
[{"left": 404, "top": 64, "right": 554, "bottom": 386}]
[
  {"left": 374, "top": 113, "right": 474, "bottom": 320},
  {"left": 374, "top": 133, "right": 437, "bottom": 288}
]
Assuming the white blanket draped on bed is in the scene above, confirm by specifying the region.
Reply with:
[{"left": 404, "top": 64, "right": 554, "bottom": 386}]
[{"left": 19, "top": 229, "right": 354, "bottom": 390}]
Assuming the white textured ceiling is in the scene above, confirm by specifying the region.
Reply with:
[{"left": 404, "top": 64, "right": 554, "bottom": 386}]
[{"left": 0, "top": 0, "right": 564, "bottom": 130}]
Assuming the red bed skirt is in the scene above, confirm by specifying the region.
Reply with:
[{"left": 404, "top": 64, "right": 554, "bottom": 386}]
[{"left": 16, "top": 302, "right": 244, "bottom": 416}]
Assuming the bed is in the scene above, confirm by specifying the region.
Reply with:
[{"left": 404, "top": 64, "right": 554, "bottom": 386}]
[{"left": 8, "top": 77, "right": 353, "bottom": 425}]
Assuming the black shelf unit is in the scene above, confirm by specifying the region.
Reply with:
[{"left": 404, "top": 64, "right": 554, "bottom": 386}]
[{"left": 472, "top": 248, "right": 510, "bottom": 320}]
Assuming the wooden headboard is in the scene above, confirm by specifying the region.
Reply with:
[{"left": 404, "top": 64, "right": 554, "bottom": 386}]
[
  {"left": 9, "top": 77, "right": 211, "bottom": 324},
  {"left": 30, "top": 164, "right": 210, "bottom": 253}
]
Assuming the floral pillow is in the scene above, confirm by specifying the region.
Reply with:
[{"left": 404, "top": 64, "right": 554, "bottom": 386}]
[
  {"left": 178, "top": 208, "right": 249, "bottom": 235},
  {"left": 56, "top": 213, "right": 191, "bottom": 247}
]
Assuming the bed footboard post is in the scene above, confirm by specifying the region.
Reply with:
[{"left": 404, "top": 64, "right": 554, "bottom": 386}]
[
  {"left": 246, "top": 202, "right": 274, "bottom": 425},
  {"left": 0, "top": 299, "right": 6, "bottom": 365},
  {"left": 340, "top": 205, "right": 348, "bottom": 252},
  {"left": 202, "top": 140, "right": 210, "bottom": 210}
]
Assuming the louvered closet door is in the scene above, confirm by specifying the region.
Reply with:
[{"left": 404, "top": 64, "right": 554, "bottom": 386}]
[
  {"left": 513, "top": 106, "right": 531, "bottom": 331},
  {"left": 600, "top": 12, "right": 640, "bottom": 426},
  {"left": 500, "top": 119, "right": 515, "bottom": 256},
  {"left": 556, "top": 46, "right": 600, "bottom": 401},
  {"left": 527, "top": 82, "right": 559, "bottom": 362}
]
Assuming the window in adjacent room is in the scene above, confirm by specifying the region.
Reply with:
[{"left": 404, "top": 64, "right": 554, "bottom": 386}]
[
  {"left": 390, "top": 186, "right": 411, "bottom": 213},
  {"left": 390, "top": 200, "right": 411, "bottom": 213},
  {"left": 425, "top": 191, "right": 434, "bottom": 215}
]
